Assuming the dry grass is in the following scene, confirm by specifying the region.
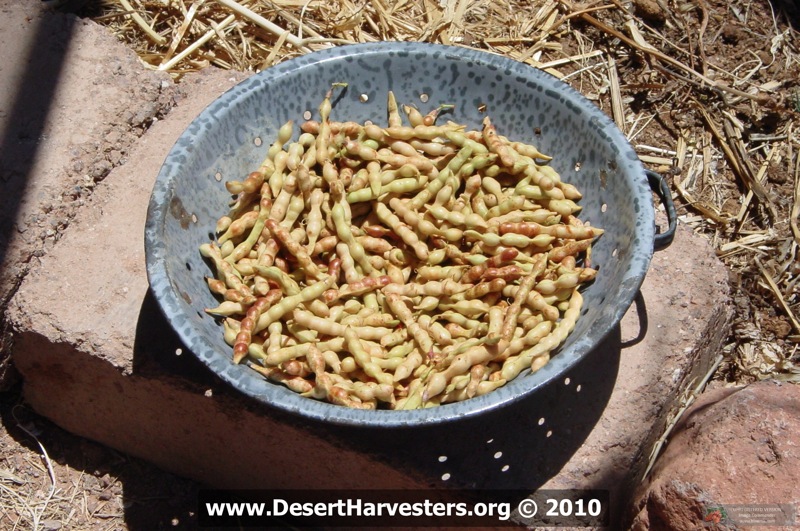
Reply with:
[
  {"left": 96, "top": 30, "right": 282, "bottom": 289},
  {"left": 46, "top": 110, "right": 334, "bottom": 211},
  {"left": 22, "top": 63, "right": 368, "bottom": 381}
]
[
  {"left": 0, "top": 405, "right": 123, "bottom": 531},
  {"left": 0, "top": 398, "right": 198, "bottom": 530}
]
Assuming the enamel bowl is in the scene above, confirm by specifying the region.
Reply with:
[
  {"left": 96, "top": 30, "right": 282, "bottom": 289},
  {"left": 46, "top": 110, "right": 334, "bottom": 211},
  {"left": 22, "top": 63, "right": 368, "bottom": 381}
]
[{"left": 145, "top": 42, "right": 674, "bottom": 427}]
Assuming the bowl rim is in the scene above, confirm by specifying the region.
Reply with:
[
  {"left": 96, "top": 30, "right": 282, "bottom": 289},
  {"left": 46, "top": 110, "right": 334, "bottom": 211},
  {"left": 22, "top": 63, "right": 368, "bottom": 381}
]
[{"left": 145, "top": 41, "right": 654, "bottom": 427}]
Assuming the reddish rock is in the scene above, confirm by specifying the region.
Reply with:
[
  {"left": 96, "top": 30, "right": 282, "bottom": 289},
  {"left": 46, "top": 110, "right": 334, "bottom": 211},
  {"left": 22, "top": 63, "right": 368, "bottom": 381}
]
[
  {"left": 0, "top": 2, "right": 181, "bottom": 388},
  {"left": 629, "top": 380, "right": 800, "bottom": 530},
  {"left": 0, "top": 3, "right": 179, "bottom": 304}
]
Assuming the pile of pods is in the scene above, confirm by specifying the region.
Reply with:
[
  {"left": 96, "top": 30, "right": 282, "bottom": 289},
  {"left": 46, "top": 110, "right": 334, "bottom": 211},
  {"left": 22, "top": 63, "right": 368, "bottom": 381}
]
[{"left": 200, "top": 85, "right": 603, "bottom": 409}]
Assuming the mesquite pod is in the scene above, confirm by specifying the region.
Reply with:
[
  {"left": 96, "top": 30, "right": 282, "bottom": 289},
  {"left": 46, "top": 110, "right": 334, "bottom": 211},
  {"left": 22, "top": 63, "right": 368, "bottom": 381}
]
[
  {"left": 499, "top": 221, "right": 604, "bottom": 240},
  {"left": 322, "top": 275, "right": 392, "bottom": 304},
  {"left": 464, "top": 230, "right": 555, "bottom": 249},
  {"left": 416, "top": 265, "right": 466, "bottom": 282},
  {"left": 374, "top": 202, "right": 429, "bottom": 261},
  {"left": 403, "top": 104, "right": 424, "bottom": 127},
  {"left": 385, "top": 293, "right": 435, "bottom": 357},
  {"left": 383, "top": 279, "right": 471, "bottom": 297},
  {"left": 501, "top": 290, "right": 583, "bottom": 381},
  {"left": 264, "top": 219, "right": 323, "bottom": 280},
  {"left": 424, "top": 203, "right": 488, "bottom": 231},
  {"left": 501, "top": 255, "right": 546, "bottom": 343},
  {"left": 383, "top": 123, "right": 465, "bottom": 141},
  {"left": 254, "top": 275, "right": 335, "bottom": 333},
  {"left": 423, "top": 339, "right": 508, "bottom": 401}
]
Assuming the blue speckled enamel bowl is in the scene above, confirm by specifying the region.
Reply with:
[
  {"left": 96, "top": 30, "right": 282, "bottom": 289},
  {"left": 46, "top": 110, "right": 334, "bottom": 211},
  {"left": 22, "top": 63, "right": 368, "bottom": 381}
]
[{"left": 145, "top": 42, "right": 667, "bottom": 427}]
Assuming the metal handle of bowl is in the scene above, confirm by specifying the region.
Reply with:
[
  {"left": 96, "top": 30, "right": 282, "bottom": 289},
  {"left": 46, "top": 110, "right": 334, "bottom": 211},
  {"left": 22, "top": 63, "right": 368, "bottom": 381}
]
[{"left": 646, "top": 170, "right": 677, "bottom": 252}]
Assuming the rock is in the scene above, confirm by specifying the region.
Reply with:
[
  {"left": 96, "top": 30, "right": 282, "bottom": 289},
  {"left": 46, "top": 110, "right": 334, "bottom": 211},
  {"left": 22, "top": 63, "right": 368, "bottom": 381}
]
[
  {"left": 0, "top": 1, "right": 179, "bottom": 389},
  {"left": 631, "top": 0, "right": 665, "bottom": 25},
  {"left": 40, "top": 520, "right": 62, "bottom": 531},
  {"left": 628, "top": 380, "right": 800, "bottom": 529},
  {"left": 0, "top": 2, "right": 179, "bottom": 305}
]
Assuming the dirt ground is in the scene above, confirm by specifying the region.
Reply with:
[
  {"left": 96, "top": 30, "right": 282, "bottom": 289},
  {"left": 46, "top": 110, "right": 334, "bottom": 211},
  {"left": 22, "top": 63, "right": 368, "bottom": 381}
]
[
  {"left": 1, "top": 0, "right": 799, "bottom": 529},
  {"left": 1, "top": 389, "right": 199, "bottom": 530}
]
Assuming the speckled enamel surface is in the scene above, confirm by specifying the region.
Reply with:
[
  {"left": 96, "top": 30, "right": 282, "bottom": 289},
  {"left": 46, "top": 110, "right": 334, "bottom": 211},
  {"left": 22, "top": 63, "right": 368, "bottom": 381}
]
[{"left": 145, "top": 42, "right": 657, "bottom": 427}]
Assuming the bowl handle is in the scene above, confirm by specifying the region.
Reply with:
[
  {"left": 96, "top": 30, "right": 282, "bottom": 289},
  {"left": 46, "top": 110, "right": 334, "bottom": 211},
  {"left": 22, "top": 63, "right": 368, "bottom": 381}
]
[{"left": 646, "top": 170, "right": 677, "bottom": 252}]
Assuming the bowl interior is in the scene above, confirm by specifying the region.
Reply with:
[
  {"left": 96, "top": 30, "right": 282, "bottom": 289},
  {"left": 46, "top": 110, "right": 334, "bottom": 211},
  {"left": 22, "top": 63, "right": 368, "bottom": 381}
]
[{"left": 145, "top": 42, "right": 654, "bottom": 427}]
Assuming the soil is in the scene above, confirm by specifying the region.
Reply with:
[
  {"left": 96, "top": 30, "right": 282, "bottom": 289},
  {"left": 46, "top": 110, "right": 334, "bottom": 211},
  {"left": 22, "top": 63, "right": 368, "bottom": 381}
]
[
  {"left": 0, "top": 387, "right": 199, "bottom": 530},
  {"left": 1, "top": 0, "right": 798, "bottom": 529},
  {"left": 568, "top": 0, "right": 800, "bottom": 384}
]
